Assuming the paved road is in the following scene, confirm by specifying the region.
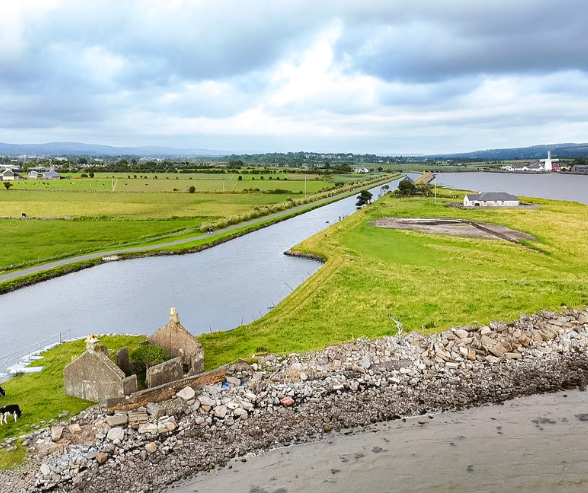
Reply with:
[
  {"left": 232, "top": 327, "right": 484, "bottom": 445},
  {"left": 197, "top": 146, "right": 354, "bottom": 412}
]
[{"left": 0, "top": 180, "right": 391, "bottom": 284}]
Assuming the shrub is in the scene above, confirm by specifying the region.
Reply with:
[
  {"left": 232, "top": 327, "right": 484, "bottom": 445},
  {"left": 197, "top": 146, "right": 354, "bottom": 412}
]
[
  {"left": 188, "top": 186, "right": 196, "bottom": 193},
  {"left": 130, "top": 345, "right": 169, "bottom": 368}
]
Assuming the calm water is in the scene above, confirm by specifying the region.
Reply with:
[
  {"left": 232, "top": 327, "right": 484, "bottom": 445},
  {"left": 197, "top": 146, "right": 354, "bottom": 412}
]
[
  {"left": 435, "top": 172, "right": 588, "bottom": 204},
  {"left": 0, "top": 176, "right": 413, "bottom": 358}
]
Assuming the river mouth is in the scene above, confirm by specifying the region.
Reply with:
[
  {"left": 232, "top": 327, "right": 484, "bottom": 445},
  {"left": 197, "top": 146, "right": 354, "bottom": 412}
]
[
  {"left": 168, "top": 389, "right": 588, "bottom": 493},
  {"left": 371, "top": 217, "right": 538, "bottom": 243}
]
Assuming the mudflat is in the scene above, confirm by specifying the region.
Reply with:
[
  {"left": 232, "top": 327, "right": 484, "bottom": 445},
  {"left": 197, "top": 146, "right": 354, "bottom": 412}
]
[{"left": 171, "top": 389, "right": 588, "bottom": 493}]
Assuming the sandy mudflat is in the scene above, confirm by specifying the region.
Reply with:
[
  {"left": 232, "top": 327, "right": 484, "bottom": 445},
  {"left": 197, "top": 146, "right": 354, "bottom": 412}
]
[{"left": 169, "top": 390, "right": 588, "bottom": 493}]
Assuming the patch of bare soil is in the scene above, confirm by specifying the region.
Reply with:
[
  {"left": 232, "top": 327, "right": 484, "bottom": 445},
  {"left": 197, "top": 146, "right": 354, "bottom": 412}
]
[{"left": 371, "top": 217, "right": 537, "bottom": 243}]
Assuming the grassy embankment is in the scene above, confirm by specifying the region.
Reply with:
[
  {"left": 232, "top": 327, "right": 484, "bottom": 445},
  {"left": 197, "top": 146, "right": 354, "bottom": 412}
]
[
  {"left": 199, "top": 190, "right": 588, "bottom": 367},
  {"left": 0, "top": 172, "right": 390, "bottom": 275}
]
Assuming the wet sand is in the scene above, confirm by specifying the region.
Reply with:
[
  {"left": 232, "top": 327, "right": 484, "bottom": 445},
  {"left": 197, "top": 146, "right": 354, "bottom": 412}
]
[{"left": 168, "top": 390, "right": 588, "bottom": 493}]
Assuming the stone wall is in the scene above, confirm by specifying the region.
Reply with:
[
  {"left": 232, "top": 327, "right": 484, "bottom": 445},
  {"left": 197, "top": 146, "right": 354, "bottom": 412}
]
[
  {"left": 64, "top": 350, "right": 137, "bottom": 403},
  {"left": 146, "top": 357, "right": 183, "bottom": 388}
]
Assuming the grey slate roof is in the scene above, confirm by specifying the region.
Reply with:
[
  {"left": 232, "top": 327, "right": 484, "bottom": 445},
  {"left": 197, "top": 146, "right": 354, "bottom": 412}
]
[{"left": 465, "top": 192, "right": 519, "bottom": 201}]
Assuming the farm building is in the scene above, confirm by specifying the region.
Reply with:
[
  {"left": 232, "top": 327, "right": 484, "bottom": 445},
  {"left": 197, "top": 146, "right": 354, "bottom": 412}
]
[
  {"left": 1, "top": 169, "right": 15, "bottom": 181},
  {"left": 463, "top": 192, "right": 520, "bottom": 207},
  {"left": 43, "top": 170, "right": 60, "bottom": 179}
]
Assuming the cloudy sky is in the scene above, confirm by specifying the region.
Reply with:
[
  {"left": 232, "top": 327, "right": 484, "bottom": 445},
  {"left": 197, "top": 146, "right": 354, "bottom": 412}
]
[{"left": 1, "top": 0, "right": 587, "bottom": 154}]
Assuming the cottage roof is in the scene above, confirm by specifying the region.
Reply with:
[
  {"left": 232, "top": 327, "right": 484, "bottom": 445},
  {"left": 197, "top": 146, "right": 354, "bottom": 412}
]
[{"left": 465, "top": 192, "right": 519, "bottom": 202}]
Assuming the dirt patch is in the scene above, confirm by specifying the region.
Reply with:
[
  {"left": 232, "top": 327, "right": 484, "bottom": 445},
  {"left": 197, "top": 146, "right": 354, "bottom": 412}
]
[{"left": 371, "top": 217, "right": 537, "bottom": 243}]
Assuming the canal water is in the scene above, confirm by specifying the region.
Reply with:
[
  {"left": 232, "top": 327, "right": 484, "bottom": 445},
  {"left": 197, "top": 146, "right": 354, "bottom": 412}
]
[{"left": 0, "top": 175, "right": 415, "bottom": 359}]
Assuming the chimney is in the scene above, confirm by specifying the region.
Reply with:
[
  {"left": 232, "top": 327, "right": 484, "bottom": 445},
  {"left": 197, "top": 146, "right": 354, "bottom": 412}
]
[
  {"left": 85, "top": 333, "right": 100, "bottom": 352},
  {"left": 170, "top": 307, "right": 180, "bottom": 324},
  {"left": 548, "top": 151, "right": 552, "bottom": 160}
]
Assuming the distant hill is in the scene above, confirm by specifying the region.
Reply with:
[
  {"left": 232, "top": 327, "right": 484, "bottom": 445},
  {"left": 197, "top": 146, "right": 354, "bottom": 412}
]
[
  {"left": 0, "top": 142, "right": 229, "bottom": 157},
  {"left": 426, "top": 143, "right": 588, "bottom": 160}
]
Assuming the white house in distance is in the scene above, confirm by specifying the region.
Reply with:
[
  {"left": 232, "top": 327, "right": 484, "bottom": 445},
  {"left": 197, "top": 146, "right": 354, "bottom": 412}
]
[
  {"left": 44, "top": 169, "right": 60, "bottom": 180},
  {"left": 463, "top": 192, "right": 520, "bottom": 207}
]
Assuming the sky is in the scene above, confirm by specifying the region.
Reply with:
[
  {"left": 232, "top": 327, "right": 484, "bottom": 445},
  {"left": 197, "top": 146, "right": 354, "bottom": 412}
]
[{"left": 1, "top": 0, "right": 588, "bottom": 155}]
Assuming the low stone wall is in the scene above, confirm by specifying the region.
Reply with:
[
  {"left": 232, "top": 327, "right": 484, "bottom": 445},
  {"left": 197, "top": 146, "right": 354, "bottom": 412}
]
[{"left": 146, "top": 357, "right": 183, "bottom": 388}]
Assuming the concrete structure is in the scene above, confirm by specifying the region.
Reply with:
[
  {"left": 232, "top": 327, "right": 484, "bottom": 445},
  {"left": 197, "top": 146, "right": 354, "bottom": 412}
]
[
  {"left": 28, "top": 170, "right": 40, "bottom": 179},
  {"left": 540, "top": 151, "right": 559, "bottom": 172},
  {"left": 146, "top": 357, "right": 183, "bottom": 388},
  {"left": 63, "top": 335, "right": 137, "bottom": 403},
  {"left": 147, "top": 308, "right": 205, "bottom": 374},
  {"left": 463, "top": 192, "right": 520, "bottom": 207}
]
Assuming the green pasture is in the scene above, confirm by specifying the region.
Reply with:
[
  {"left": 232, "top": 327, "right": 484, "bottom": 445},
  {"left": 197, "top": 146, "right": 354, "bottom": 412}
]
[{"left": 199, "top": 192, "right": 588, "bottom": 367}]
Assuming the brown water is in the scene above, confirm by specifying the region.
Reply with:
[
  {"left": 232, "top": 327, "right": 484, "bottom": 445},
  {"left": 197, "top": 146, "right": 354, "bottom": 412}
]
[{"left": 168, "top": 390, "right": 588, "bottom": 493}]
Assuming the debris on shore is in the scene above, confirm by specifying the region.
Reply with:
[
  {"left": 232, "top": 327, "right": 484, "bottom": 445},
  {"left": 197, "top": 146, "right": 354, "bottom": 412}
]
[{"left": 4, "top": 308, "right": 588, "bottom": 492}]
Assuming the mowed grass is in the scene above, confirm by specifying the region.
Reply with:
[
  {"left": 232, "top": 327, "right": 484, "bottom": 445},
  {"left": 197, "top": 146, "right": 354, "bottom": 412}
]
[
  {"left": 198, "top": 192, "right": 588, "bottom": 368},
  {"left": 0, "top": 336, "right": 145, "bottom": 465}
]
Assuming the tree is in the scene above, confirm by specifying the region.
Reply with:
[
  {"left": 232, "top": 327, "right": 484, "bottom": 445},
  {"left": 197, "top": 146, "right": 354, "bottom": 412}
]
[
  {"left": 380, "top": 184, "right": 390, "bottom": 194},
  {"left": 228, "top": 160, "right": 243, "bottom": 169},
  {"left": 77, "top": 157, "right": 88, "bottom": 164},
  {"left": 3, "top": 182, "right": 13, "bottom": 191},
  {"left": 89, "top": 172, "right": 94, "bottom": 178},
  {"left": 188, "top": 186, "right": 196, "bottom": 193},
  {"left": 238, "top": 175, "right": 242, "bottom": 181},
  {"left": 396, "top": 179, "right": 416, "bottom": 196},
  {"left": 130, "top": 345, "right": 169, "bottom": 369},
  {"left": 356, "top": 189, "right": 373, "bottom": 207}
]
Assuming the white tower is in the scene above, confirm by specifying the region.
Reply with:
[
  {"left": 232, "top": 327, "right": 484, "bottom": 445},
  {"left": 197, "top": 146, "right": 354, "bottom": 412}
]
[{"left": 540, "top": 151, "right": 559, "bottom": 172}]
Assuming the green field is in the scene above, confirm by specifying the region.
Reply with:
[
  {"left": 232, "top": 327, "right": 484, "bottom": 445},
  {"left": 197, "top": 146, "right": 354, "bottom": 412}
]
[
  {"left": 0, "top": 172, "right": 390, "bottom": 273},
  {"left": 199, "top": 191, "right": 588, "bottom": 368}
]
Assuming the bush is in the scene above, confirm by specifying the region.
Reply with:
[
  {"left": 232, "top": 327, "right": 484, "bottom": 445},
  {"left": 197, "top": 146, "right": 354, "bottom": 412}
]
[
  {"left": 188, "top": 186, "right": 196, "bottom": 193},
  {"left": 130, "top": 345, "right": 169, "bottom": 368}
]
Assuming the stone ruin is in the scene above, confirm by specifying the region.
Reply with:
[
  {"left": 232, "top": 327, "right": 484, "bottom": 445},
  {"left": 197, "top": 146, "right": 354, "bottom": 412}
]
[
  {"left": 63, "top": 335, "right": 138, "bottom": 403},
  {"left": 63, "top": 309, "right": 205, "bottom": 403}
]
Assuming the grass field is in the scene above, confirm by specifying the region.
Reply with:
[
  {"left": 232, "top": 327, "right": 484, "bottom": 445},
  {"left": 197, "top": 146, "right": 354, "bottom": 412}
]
[
  {"left": 198, "top": 191, "right": 588, "bottom": 368},
  {"left": 0, "top": 172, "right": 390, "bottom": 272}
]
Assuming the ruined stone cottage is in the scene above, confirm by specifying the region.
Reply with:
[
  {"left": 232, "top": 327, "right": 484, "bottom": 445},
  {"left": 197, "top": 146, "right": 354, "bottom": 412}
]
[
  {"left": 147, "top": 308, "right": 205, "bottom": 374},
  {"left": 63, "top": 335, "right": 138, "bottom": 403}
]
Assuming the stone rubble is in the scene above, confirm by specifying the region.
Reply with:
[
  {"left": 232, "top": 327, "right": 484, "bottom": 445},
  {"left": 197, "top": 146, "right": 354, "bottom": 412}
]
[{"left": 4, "top": 308, "right": 588, "bottom": 492}]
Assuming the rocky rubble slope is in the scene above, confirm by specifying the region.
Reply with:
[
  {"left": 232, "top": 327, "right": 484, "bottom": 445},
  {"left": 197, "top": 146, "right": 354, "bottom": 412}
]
[{"left": 4, "top": 308, "right": 588, "bottom": 492}]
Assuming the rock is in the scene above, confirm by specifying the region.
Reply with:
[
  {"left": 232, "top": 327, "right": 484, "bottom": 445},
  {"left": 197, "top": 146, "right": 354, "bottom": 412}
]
[
  {"left": 280, "top": 396, "right": 295, "bottom": 407},
  {"left": 300, "top": 372, "right": 308, "bottom": 381},
  {"left": 577, "top": 313, "right": 588, "bottom": 324},
  {"left": 106, "top": 413, "right": 128, "bottom": 427},
  {"left": 226, "top": 376, "right": 241, "bottom": 386},
  {"left": 485, "top": 355, "right": 499, "bottom": 364},
  {"left": 468, "top": 350, "right": 477, "bottom": 361},
  {"left": 505, "top": 352, "right": 522, "bottom": 359},
  {"left": 233, "top": 408, "right": 248, "bottom": 418},
  {"left": 128, "top": 410, "right": 149, "bottom": 428},
  {"left": 198, "top": 395, "right": 216, "bottom": 407},
  {"left": 480, "top": 326, "right": 492, "bottom": 336},
  {"left": 177, "top": 386, "right": 196, "bottom": 401},
  {"left": 214, "top": 405, "right": 228, "bottom": 418},
  {"left": 51, "top": 426, "right": 63, "bottom": 442},
  {"left": 68, "top": 423, "right": 82, "bottom": 434},
  {"left": 106, "top": 427, "right": 125, "bottom": 441},
  {"left": 446, "top": 362, "right": 459, "bottom": 369},
  {"left": 146, "top": 402, "right": 164, "bottom": 418},
  {"left": 145, "top": 442, "right": 157, "bottom": 454},
  {"left": 349, "top": 381, "right": 359, "bottom": 391},
  {"left": 481, "top": 335, "right": 496, "bottom": 348},
  {"left": 454, "top": 329, "right": 469, "bottom": 339},
  {"left": 96, "top": 452, "right": 108, "bottom": 465},
  {"left": 40, "top": 464, "right": 51, "bottom": 476},
  {"left": 360, "top": 356, "right": 371, "bottom": 369},
  {"left": 138, "top": 423, "right": 159, "bottom": 435}
]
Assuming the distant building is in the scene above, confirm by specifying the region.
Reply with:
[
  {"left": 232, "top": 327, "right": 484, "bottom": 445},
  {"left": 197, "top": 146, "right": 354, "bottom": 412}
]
[
  {"left": 43, "top": 170, "right": 60, "bottom": 180},
  {"left": 1, "top": 169, "right": 15, "bottom": 181},
  {"left": 353, "top": 167, "right": 369, "bottom": 173},
  {"left": 28, "top": 170, "right": 40, "bottom": 179},
  {"left": 571, "top": 165, "right": 588, "bottom": 174},
  {"left": 463, "top": 192, "right": 520, "bottom": 207},
  {"left": 540, "top": 151, "right": 559, "bottom": 172}
]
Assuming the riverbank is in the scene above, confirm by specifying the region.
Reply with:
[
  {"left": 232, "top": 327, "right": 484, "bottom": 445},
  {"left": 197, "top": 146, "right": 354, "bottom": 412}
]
[
  {"left": 0, "top": 173, "right": 400, "bottom": 296},
  {"left": 4, "top": 307, "right": 588, "bottom": 492}
]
